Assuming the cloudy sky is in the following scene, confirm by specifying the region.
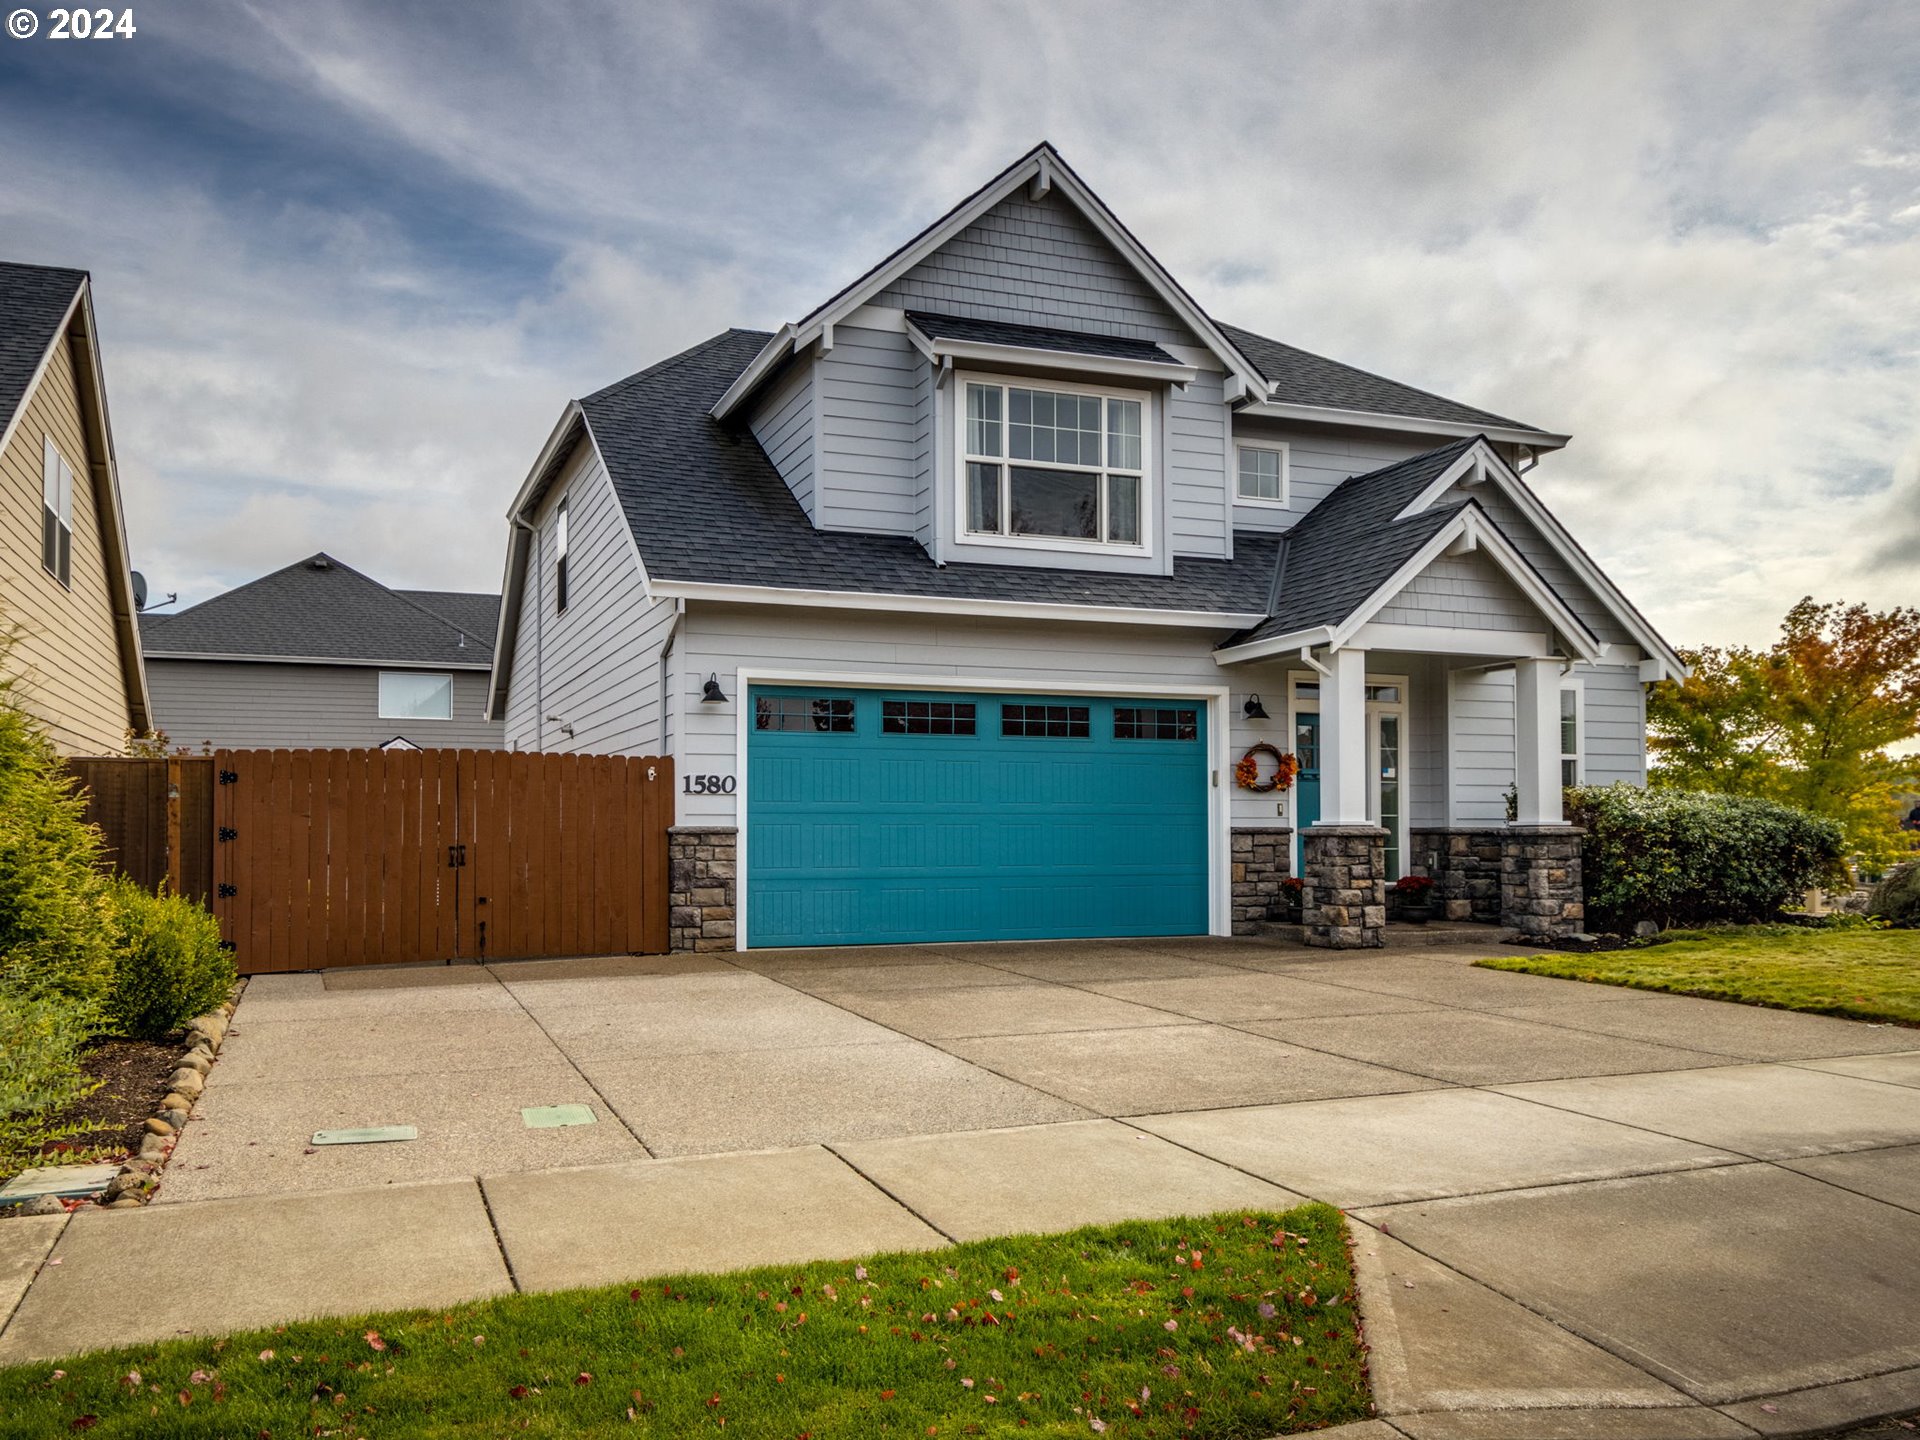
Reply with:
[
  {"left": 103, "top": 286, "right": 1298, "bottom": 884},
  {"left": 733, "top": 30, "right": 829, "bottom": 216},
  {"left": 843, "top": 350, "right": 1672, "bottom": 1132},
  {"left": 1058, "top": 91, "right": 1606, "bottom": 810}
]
[{"left": 2, "top": 0, "right": 1916, "bottom": 647}]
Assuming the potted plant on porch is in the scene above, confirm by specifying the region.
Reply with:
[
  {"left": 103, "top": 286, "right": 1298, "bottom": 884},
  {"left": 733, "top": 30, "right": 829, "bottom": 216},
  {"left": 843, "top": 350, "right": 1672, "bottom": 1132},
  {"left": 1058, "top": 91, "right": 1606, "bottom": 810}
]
[
  {"left": 1392, "top": 873, "right": 1436, "bottom": 925},
  {"left": 1277, "top": 875, "right": 1305, "bottom": 923}
]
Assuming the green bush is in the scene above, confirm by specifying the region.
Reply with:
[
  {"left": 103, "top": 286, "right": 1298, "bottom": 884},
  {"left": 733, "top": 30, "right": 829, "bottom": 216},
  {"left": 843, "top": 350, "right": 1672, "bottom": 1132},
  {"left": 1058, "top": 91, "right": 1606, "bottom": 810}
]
[
  {"left": 0, "top": 690, "right": 116, "bottom": 1007},
  {"left": 1567, "top": 784, "right": 1845, "bottom": 933},
  {"left": 103, "top": 877, "right": 234, "bottom": 1039},
  {"left": 0, "top": 983, "right": 104, "bottom": 1177},
  {"left": 1870, "top": 862, "right": 1920, "bottom": 928}
]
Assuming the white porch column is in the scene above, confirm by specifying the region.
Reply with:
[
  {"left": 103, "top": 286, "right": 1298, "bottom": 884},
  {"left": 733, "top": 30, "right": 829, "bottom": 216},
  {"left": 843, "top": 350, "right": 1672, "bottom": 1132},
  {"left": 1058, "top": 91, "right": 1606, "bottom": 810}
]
[
  {"left": 1513, "top": 657, "right": 1566, "bottom": 826},
  {"left": 1316, "top": 646, "right": 1370, "bottom": 825}
]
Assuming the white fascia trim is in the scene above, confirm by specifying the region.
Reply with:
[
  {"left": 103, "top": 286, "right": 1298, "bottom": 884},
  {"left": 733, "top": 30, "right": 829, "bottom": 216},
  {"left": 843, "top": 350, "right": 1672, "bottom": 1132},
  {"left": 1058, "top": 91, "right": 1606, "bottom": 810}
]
[
  {"left": 731, "top": 666, "right": 1235, "bottom": 949},
  {"left": 709, "top": 322, "right": 799, "bottom": 421},
  {"left": 656, "top": 581, "right": 1261, "bottom": 630},
  {"left": 1348, "top": 622, "right": 1552, "bottom": 658},
  {"left": 1235, "top": 400, "right": 1569, "bottom": 452},
  {"left": 1390, "top": 443, "right": 1495, "bottom": 523},
  {"left": 904, "top": 325, "right": 1200, "bottom": 386},
  {"left": 145, "top": 652, "right": 492, "bottom": 671},
  {"left": 1213, "top": 624, "right": 1337, "bottom": 665},
  {"left": 1393, "top": 440, "right": 1686, "bottom": 676}
]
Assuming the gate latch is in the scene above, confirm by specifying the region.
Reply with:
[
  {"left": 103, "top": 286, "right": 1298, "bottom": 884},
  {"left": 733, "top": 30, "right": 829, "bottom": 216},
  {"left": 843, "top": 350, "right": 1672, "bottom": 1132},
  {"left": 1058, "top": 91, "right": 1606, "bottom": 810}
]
[{"left": 447, "top": 844, "right": 467, "bottom": 869}]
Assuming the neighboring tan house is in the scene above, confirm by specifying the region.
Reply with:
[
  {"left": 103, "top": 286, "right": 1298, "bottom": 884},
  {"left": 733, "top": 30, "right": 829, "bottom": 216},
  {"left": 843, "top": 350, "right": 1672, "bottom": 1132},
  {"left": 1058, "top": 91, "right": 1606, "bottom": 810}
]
[
  {"left": 140, "top": 553, "right": 503, "bottom": 750},
  {"left": 490, "top": 143, "right": 1682, "bottom": 952},
  {"left": 0, "top": 261, "right": 149, "bottom": 753}
]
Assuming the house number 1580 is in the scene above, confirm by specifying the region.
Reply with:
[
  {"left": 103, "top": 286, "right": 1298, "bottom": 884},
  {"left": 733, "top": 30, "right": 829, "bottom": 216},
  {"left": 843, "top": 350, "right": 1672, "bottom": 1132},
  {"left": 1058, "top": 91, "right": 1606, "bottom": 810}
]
[{"left": 683, "top": 774, "right": 736, "bottom": 795}]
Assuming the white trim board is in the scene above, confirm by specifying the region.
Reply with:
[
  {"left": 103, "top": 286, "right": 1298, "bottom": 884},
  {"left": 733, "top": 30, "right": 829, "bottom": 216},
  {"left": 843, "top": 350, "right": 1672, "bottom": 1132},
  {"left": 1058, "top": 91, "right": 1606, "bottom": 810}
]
[
  {"left": 730, "top": 667, "right": 1233, "bottom": 950},
  {"left": 1233, "top": 399, "right": 1568, "bottom": 452},
  {"left": 653, "top": 581, "right": 1262, "bottom": 630}
]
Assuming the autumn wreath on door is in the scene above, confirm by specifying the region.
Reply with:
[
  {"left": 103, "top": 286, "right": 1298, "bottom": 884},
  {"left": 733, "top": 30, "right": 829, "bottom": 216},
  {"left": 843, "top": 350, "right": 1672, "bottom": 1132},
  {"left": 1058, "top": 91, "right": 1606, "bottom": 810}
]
[{"left": 1234, "top": 742, "right": 1300, "bottom": 793}]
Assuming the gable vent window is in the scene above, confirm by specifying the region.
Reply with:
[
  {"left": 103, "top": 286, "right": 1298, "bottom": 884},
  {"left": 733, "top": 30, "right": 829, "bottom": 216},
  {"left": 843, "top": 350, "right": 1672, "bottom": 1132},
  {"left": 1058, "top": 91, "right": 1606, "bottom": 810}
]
[
  {"left": 41, "top": 436, "right": 74, "bottom": 588},
  {"left": 1114, "top": 706, "right": 1198, "bottom": 741},
  {"left": 756, "top": 696, "right": 854, "bottom": 733},
  {"left": 882, "top": 699, "right": 977, "bottom": 736},
  {"left": 553, "top": 498, "right": 570, "bottom": 614},
  {"left": 1002, "top": 703, "right": 1090, "bottom": 738},
  {"left": 1236, "top": 444, "right": 1289, "bottom": 506},
  {"left": 963, "top": 379, "right": 1146, "bottom": 550},
  {"left": 379, "top": 671, "right": 454, "bottom": 721}
]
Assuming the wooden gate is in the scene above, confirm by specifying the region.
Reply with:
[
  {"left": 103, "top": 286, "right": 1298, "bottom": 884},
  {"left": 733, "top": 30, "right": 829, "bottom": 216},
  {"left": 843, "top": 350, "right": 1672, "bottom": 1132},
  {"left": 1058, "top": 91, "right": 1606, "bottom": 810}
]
[{"left": 210, "top": 748, "right": 672, "bottom": 975}]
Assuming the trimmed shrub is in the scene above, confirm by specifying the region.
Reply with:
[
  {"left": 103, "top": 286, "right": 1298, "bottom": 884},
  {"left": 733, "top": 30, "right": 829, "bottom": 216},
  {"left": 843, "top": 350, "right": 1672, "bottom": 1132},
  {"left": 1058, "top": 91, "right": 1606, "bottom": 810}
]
[
  {"left": 1567, "top": 784, "right": 1845, "bottom": 933},
  {"left": 0, "top": 983, "right": 103, "bottom": 1176},
  {"left": 1870, "top": 862, "right": 1920, "bottom": 928},
  {"left": 0, "top": 677, "right": 115, "bottom": 1008},
  {"left": 103, "top": 877, "right": 234, "bottom": 1039}
]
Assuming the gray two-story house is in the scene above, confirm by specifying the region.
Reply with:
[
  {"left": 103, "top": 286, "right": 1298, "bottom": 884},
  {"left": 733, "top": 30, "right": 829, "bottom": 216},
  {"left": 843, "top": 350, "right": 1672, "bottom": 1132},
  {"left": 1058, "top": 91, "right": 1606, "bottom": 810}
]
[
  {"left": 141, "top": 553, "right": 503, "bottom": 751},
  {"left": 489, "top": 144, "right": 1680, "bottom": 953}
]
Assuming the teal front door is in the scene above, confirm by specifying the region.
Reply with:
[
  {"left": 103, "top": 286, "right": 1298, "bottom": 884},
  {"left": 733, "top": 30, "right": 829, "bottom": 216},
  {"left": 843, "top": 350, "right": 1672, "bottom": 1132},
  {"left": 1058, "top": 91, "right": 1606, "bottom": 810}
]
[
  {"left": 1292, "top": 712, "right": 1320, "bottom": 874},
  {"left": 746, "top": 687, "right": 1210, "bottom": 947}
]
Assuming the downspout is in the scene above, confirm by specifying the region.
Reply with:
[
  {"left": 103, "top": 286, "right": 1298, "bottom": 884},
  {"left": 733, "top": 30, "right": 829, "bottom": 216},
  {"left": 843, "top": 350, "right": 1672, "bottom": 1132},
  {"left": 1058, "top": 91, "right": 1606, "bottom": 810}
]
[
  {"left": 513, "top": 513, "right": 544, "bottom": 751},
  {"left": 657, "top": 598, "right": 685, "bottom": 753}
]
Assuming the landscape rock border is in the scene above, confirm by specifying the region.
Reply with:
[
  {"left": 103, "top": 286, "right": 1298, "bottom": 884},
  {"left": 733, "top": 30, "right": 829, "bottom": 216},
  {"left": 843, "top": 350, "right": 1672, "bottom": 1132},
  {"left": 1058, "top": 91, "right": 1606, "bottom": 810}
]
[{"left": 98, "top": 992, "right": 241, "bottom": 1209}]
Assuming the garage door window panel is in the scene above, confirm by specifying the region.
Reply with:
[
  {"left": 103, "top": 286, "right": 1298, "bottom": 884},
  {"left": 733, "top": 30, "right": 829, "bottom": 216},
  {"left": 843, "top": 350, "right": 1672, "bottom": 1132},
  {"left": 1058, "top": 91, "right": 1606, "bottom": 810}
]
[
  {"left": 1002, "top": 703, "right": 1091, "bottom": 738},
  {"left": 1114, "top": 706, "right": 1198, "bottom": 741},
  {"left": 882, "top": 700, "right": 977, "bottom": 736},
  {"left": 756, "top": 696, "right": 856, "bottom": 733}
]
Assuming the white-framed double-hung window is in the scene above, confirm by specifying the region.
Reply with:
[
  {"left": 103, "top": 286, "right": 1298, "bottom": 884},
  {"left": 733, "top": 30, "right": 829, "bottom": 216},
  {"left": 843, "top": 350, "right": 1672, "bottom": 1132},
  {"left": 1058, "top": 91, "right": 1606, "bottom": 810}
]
[
  {"left": 41, "top": 436, "right": 75, "bottom": 588},
  {"left": 1559, "top": 682, "right": 1583, "bottom": 787},
  {"left": 960, "top": 376, "right": 1149, "bottom": 552}
]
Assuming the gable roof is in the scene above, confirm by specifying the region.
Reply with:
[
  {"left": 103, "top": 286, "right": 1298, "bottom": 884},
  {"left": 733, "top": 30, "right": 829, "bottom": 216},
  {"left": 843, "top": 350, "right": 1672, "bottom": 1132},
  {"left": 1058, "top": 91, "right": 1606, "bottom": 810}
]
[
  {"left": 398, "top": 589, "right": 501, "bottom": 642},
  {"left": 141, "top": 554, "right": 496, "bottom": 668},
  {"left": 0, "top": 260, "right": 150, "bottom": 731},
  {"left": 711, "top": 143, "right": 1270, "bottom": 421}
]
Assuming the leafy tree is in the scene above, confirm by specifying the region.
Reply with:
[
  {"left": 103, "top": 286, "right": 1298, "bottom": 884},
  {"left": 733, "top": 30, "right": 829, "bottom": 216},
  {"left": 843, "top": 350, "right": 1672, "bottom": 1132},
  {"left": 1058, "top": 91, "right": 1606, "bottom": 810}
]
[{"left": 1649, "top": 598, "right": 1920, "bottom": 869}]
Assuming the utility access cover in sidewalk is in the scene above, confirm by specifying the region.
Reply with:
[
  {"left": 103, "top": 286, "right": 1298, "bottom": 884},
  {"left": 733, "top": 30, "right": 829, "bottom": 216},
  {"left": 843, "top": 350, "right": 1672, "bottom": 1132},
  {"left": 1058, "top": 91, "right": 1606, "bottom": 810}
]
[{"left": 522, "top": 1105, "right": 596, "bottom": 1129}]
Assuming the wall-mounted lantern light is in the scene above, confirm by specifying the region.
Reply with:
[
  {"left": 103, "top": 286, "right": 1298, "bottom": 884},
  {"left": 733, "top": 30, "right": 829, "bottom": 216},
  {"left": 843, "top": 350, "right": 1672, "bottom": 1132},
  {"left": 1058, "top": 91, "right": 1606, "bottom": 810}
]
[
  {"left": 1242, "top": 693, "right": 1270, "bottom": 721},
  {"left": 701, "top": 674, "right": 728, "bottom": 704}
]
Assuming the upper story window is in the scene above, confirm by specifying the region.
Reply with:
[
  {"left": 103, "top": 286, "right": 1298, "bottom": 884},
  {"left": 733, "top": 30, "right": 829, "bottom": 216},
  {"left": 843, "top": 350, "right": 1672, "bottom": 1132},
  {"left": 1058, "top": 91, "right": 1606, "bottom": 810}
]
[
  {"left": 554, "top": 498, "right": 571, "bottom": 614},
  {"left": 961, "top": 377, "right": 1147, "bottom": 552},
  {"left": 1236, "top": 443, "right": 1289, "bottom": 507},
  {"left": 41, "top": 436, "right": 74, "bottom": 588},
  {"left": 379, "top": 671, "right": 454, "bottom": 721}
]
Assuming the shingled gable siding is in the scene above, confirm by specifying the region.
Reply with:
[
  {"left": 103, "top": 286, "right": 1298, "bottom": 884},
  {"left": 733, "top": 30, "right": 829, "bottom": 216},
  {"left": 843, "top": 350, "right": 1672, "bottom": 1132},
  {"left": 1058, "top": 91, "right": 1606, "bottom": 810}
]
[
  {"left": 872, "top": 190, "right": 1194, "bottom": 346},
  {"left": 145, "top": 660, "right": 500, "bottom": 749},
  {"left": 813, "top": 325, "right": 920, "bottom": 536},
  {"left": 748, "top": 359, "right": 816, "bottom": 521},
  {"left": 0, "top": 324, "right": 132, "bottom": 754},
  {"left": 1375, "top": 548, "right": 1543, "bottom": 633},
  {"left": 503, "top": 440, "right": 673, "bottom": 755},
  {"left": 1227, "top": 420, "right": 1434, "bottom": 534},
  {"left": 1439, "top": 479, "right": 1634, "bottom": 648}
]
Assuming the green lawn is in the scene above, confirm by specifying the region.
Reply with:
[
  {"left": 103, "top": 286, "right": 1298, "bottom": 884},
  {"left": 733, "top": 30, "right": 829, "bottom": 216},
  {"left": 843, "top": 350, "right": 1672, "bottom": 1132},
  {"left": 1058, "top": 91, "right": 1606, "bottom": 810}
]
[
  {"left": 1479, "top": 924, "right": 1920, "bottom": 1025},
  {"left": 0, "top": 1206, "right": 1370, "bottom": 1439}
]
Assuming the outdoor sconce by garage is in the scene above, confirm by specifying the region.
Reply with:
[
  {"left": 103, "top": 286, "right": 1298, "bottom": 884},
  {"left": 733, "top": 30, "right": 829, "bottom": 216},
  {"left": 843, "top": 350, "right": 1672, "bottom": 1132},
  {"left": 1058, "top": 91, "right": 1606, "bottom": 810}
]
[
  {"left": 701, "top": 673, "right": 728, "bottom": 703},
  {"left": 1242, "top": 693, "right": 1270, "bottom": 721}
]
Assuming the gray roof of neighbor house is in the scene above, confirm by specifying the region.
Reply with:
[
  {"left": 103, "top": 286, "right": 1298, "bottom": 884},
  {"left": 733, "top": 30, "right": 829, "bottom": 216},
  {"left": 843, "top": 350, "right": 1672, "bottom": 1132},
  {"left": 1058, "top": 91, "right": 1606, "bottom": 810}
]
[
  {"left": 1218, "top": 323, "right": 1534, "bottom": 431},
  {"left": 903, "top": 312, "right": 1182, "bottom": 367},
  {"left": 0, "top": 261, "right": 87, "bottom": 439},
  {"left": 581, "top": 329, "right": 1281, "bottom": 613},
  {"left": 1220, "top": 438, "right": 1480, "bottom": 649},
  {"left": 140, "top": 555, "right": 497, "bottom": 668}
]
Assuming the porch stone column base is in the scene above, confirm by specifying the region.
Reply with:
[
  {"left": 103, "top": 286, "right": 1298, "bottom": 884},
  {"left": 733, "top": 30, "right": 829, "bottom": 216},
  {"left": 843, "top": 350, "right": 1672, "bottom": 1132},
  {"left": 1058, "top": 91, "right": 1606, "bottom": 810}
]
[
  {"left": 1301, "top": 824, "right": 1388, "bottom": 949},
  {"left": 1231, "top": 827, "right": 1294, "bottom": 935},
  {"left": 669, "top": 826, "right": 738, "bottom": 953},
  {"left": 1500, "top": 824, "right": 1586, "bottom": 941}
]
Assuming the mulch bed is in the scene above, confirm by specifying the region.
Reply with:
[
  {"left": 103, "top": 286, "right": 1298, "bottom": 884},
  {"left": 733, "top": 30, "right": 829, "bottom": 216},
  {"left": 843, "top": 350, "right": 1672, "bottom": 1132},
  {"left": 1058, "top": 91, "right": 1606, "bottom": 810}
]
[{"left": 12, "top": 1036, "right": 182, "bottom": 1180}]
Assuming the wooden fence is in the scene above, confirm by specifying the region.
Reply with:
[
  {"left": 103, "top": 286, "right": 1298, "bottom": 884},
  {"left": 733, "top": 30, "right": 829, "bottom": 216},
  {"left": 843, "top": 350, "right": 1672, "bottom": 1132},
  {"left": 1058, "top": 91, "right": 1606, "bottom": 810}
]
[
  {"left": 65, "top": 748, "right": 673, "bottom": 974},
  {"left": 65, "top": 756, "right": 214, "bottom": 904}
]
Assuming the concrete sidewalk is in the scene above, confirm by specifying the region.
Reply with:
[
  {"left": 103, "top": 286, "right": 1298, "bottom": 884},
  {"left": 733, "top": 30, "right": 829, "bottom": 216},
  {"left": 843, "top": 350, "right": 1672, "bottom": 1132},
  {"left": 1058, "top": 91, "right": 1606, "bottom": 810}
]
[{"left": 0, "top": 937, "right": 1916, "bottom": 1438}]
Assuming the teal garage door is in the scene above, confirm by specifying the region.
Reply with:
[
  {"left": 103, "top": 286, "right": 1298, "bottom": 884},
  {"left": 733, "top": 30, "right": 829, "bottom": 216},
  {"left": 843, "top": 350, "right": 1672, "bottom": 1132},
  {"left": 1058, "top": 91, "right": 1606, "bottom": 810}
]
[{"left": 746, "top": 686, "right": 1210, "bottom": 947}]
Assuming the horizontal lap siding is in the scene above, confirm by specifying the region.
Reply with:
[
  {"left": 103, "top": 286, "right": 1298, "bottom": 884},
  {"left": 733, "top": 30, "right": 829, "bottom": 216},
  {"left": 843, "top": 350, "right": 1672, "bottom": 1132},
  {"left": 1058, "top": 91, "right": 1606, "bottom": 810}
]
[
  {"left": 1229, "top": 422, "right": 1432, "bottom": 534},
  {"left": 145, "top": 660, "right": 500, "bottom": 750},
  {"left": 0, "top": 329, "right": 133, "bottom": 753},
  {"left": 748, "top": 362, "right": 816, "bottom": 520},
  {"left": 1582, "top": 664, "right": 1646, "bottom": 786},
  {"left": 1378, "top": 551, "right": 1542, "bottom": 632},
  {"left": 873, "top": 193, "right": 1194, "bottom": 346},
  {"left": 1167, "top": 377, "right": 1228, "bottom": 559},
  {"left": 1449, "top": 667, "right": 1515, "bottom": 826},
  {"left": 503, "top": 441, "right": 669, "bottom": 755},
  {"left": 815, "top": 326, "right": 918, "bottom": 536}
]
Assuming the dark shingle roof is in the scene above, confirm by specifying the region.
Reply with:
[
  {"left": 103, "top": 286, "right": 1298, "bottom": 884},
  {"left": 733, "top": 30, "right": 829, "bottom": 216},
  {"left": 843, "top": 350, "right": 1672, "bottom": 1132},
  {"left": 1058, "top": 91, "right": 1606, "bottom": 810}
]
[
  {"left": 582, "top": 330, "right": 1277, "bottom": 615},
  {"left": 1218, "top": 322, "right": 1537, "bottom": 432},
  {"left": 0, "top": 262, "right": 86, "bottom": 437},
  {"left": 1222, "top": 438, "right": 1479, "bottom": 648},
  {"left": 397, "top": 590, "right": 501, "bottom": 642},
  {"left": 140, "top": 555, "right": 496, "bottom": 666},
  {"left": 904, "top": 312, "right": 1180, "bottom": 367}
]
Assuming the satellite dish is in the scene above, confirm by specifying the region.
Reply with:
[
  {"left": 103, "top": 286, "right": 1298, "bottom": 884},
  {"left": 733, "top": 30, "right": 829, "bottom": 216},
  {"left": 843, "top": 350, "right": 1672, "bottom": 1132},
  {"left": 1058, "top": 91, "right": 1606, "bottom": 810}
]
[{"left": 132, "top": 571, "right": 148, "bottom": 610}]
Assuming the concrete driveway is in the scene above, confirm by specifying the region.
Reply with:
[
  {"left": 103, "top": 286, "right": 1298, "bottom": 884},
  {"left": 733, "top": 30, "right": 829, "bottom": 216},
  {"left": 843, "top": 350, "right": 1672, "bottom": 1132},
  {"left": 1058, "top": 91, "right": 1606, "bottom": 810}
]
[{"left": 4, "top": 936, "right": 1919, "bottom": 1437}]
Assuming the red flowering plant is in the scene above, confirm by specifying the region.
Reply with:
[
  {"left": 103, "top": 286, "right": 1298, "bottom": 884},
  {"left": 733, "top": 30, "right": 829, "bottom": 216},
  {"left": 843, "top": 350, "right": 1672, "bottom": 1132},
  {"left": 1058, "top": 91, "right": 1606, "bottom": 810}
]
[
  {"left": 1280, "top": 877, "right": 1304, "bottom": 894},
  {"left": 1392, "top": 874, "right": 1435, "bottom": 896}
]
